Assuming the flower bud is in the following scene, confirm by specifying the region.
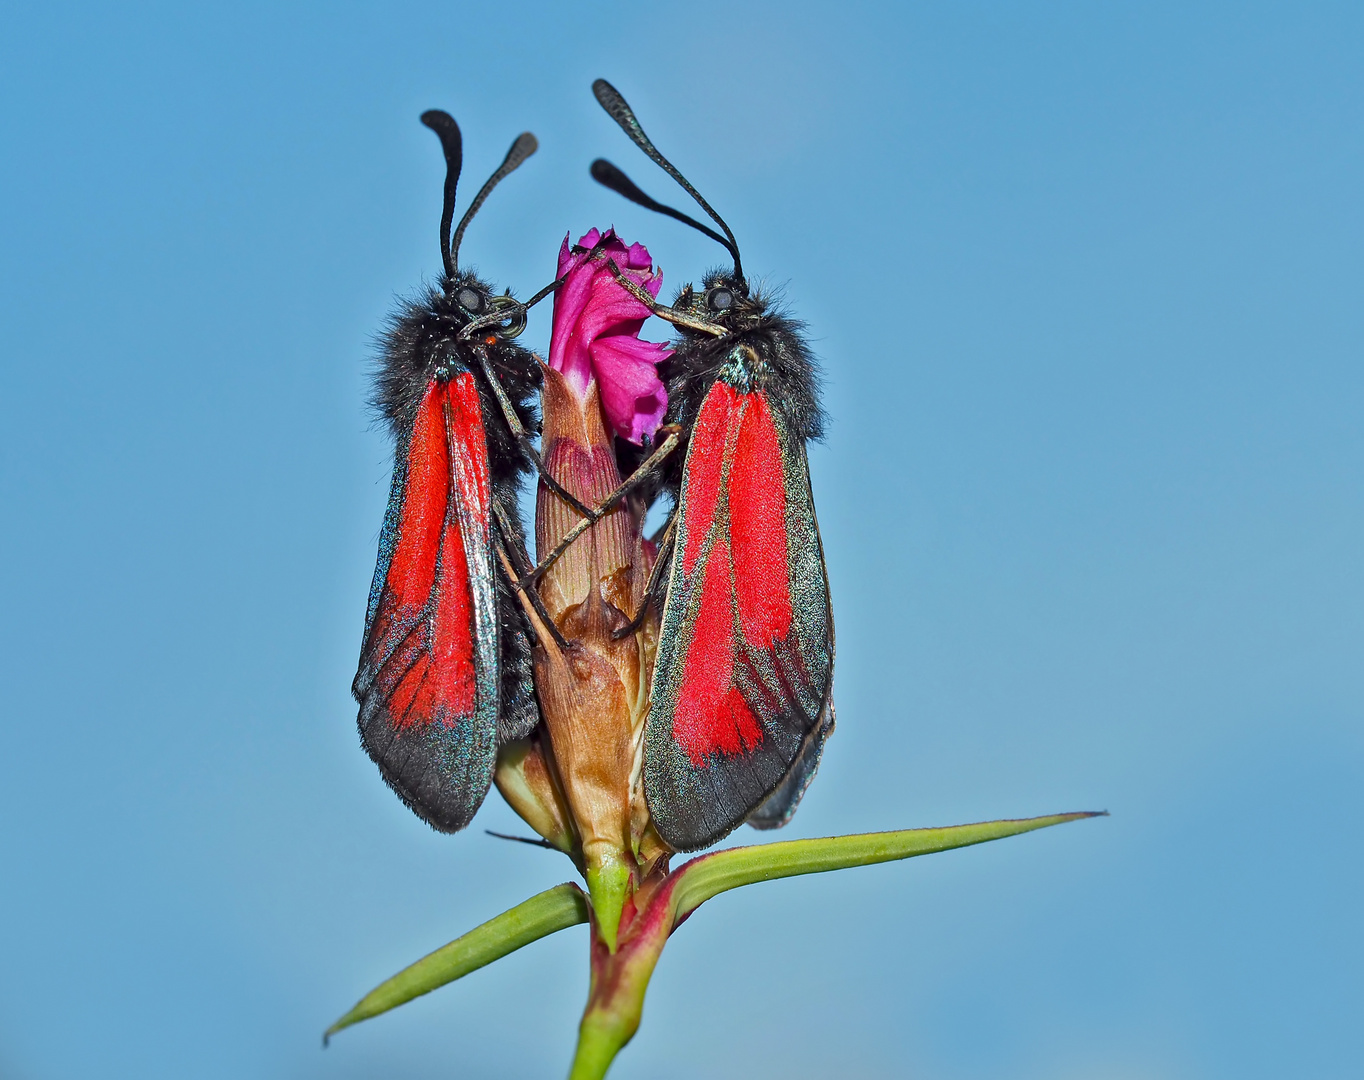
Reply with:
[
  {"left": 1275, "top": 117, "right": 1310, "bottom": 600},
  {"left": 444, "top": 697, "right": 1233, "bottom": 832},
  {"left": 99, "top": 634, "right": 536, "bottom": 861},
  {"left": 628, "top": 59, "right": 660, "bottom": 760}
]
[{"left": 500, "top": 230, "right": 673, "bottom": 948}]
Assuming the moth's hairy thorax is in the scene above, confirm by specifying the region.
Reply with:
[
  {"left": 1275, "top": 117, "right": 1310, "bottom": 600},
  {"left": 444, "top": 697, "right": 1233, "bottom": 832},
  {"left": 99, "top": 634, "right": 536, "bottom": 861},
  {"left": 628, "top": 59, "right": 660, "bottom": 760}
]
[
  {"left": 374, "top": 269, "right": 541, "bottom": 496},
  {"left": 662, "top": 273, "right": 826, "bottom": 445}
]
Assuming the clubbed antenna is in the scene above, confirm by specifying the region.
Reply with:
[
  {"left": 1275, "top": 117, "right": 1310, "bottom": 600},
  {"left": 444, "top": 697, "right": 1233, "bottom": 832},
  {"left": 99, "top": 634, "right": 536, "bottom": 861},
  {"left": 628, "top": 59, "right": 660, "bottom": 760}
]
[
  {"left": 591, "top": 79, "right": 745, "bottom": 288},
  {"left": 419, "top": 110, "right": 463, "bottom": 280},
  {"left": 450, "top": 132, "right": 539, "bottom": 272},
  {"left": 589, "top": 159, "right": 731, "bottom": 249}
]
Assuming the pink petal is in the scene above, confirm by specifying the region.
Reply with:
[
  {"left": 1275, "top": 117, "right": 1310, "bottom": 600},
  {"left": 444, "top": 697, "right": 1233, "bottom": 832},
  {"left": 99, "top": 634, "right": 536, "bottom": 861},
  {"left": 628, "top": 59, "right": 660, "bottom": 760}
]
[
  {"left": 548, "top": 226, "right": 671, "bottom": 435},
  {"left": 625, "top": 241, "right": 652, "bottom": 270},
  {"left": 590, "top": 333, "right": 671, "bottom": 443},
  {"left": 556, "top": 232, "right": 575, "bottom": 278},
  {"left": 549, "top": 236, "right": 600, "bottom": 392}
]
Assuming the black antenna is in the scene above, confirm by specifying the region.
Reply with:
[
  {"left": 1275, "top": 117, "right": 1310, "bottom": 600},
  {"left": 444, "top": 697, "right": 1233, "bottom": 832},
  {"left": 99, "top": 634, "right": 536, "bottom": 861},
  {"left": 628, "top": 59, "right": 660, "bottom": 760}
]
[
  {"left": 591, "top": 78, "right": 744, "bottom": 287},
  {"left": 419, "top": 110, "right": 463, "bottom": 280},
  {"left": 589, "top": 159, "right": 731, "bottom": 249},
  {"left": 450, "top": 132, "right": 539, "bottom": 272}
]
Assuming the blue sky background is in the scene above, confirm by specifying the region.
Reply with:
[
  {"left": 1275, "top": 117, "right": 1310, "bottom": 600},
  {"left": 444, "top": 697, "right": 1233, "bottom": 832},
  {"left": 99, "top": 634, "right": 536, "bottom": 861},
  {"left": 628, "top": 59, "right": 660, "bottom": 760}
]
[{"left": 2, "top": 2, "right": 1361, "bottom": 1077}]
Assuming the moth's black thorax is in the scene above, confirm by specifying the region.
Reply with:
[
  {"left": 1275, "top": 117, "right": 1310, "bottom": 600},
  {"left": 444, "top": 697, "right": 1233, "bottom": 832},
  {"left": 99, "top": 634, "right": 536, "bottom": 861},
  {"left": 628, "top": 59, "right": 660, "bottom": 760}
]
[
  {"left": 662, "top": 271, "right": 826, "bottom": 443},
  {"left": 374, "top": 269, "right": 540, "bottom": 496}
]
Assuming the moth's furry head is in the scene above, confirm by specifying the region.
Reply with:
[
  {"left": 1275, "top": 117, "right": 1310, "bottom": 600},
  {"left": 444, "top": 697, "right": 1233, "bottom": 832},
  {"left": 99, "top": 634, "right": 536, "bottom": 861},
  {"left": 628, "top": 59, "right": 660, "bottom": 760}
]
[
  {"left": 372, "top": 269, "right": 541, "bottom": 495},
  {"left": 663, "top": 269, "right": 826, "bottom": 443}
]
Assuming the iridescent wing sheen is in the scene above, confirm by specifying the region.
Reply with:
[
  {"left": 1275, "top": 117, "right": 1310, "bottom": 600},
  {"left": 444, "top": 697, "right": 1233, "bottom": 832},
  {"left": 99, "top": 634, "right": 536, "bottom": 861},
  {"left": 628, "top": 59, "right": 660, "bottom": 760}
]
[
  {"left": 644, "top": 381, "right": 834, "bottom": 850},
  {"left": 746, "top": 696, "right": 835, "bottom": 830},
  {"left": 353, "top": 373, "right": 502, "bottom": 832}
]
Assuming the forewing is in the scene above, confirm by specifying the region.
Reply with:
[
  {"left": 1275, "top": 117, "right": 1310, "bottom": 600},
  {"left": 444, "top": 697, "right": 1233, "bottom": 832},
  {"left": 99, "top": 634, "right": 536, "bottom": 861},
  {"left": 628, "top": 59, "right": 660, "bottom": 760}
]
[
  {"left": 645, "top": 383, "right": 834, "bottom": 850},
  {"left": 354, "top": 374, "right": 501, "bottom": 832}
]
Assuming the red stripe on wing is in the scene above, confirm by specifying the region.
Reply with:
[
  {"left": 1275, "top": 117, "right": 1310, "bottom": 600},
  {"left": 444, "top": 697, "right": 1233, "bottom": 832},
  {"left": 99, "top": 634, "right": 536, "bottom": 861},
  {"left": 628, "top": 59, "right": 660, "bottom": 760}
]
[
  {"left": 431, "top": 373, "right": 492, "bottom": 718},
  {"left": 672, "top": 538, "right": 763, "bottom": 764},
  {"left": 680, "top": 383, "right": 734, "bottom": 575},
  {"left": 377, "top": 381, "right": 447, "bottom": 621},
  {"left": 729, "top": 391, "right": 793, "bottom": 646}
]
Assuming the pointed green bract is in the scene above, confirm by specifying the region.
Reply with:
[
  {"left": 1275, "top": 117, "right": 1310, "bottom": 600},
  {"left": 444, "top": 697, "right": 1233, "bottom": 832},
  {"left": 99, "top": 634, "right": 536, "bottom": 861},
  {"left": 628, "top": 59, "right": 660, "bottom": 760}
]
[
  {"left": 670, "top": 812, "right": 1103, "bottom": 922},
  {"left": 324, "top": 882, "right": 589, "bottom": 1042}
]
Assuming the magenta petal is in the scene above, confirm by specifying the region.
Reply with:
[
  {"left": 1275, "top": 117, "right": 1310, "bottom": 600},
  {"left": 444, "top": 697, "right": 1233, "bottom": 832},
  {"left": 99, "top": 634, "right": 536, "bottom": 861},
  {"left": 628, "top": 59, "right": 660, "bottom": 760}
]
[
  {"left": 625, "top": 241, "right": 651, "bottom": 269},
  {"left": 576, "top": 274, "right": 652, "bottom": 337},
  {"left": 548, "top": 226, "right": 672, "bottom": 435},
  {"left": 590, "top": 333, "right": 671, "bottom": 443},
  {"left": 549, "top": 250, "right": 601, "bottom": 391},
  {"left": 556, "top": 231, "right": 575, "bottom": 278}
]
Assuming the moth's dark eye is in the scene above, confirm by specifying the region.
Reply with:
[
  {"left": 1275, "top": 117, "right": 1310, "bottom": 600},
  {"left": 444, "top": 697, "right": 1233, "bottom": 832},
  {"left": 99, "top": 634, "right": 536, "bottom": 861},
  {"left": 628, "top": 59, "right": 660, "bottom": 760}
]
[
  {"left": 706, "top": 287, "right": 734, "bottom": 312},
  {"left": 457, "top": 287, "right": 484, "bottom": 313}
]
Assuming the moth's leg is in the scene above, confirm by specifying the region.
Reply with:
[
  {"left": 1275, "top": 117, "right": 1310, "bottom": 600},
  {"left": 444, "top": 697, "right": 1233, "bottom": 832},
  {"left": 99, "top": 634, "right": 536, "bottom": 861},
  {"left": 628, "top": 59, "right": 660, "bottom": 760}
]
[
  {"left": 475, "top": 349, "right": 595, "bottom": 519},
  {"left": 518, "top": 425, "right": 684, "bottom": 588},
  {"left": 493, "top": 498, "right": 571, "bottom": 653},
  {"left": 518, "top": 275, "right": 563, "bottom": 312},
  {"left": 484, "top": 829, "right": 561, "bottom": 851},
  {"left": 463, "top": 235, "right": 612, "bottom": 337},
  {"left": 613, "top": 510, "right": 677, "bottom": 640},
  {"left": 648, "top": 513, "right": 673, "bottom": 546},
  {"left": 516, "top": 235, "right": 612, "bottom": 313},
  {"left": 605, "top": 260, "right": 727, "bottom": 337}
]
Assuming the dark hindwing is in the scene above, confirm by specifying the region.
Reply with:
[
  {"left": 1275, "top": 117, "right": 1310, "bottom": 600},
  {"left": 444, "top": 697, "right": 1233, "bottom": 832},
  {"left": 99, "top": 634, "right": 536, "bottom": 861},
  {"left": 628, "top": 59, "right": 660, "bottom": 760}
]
[
  {"left": 353, "top": 375, "right": 502, "bottom": 832},
  {"left": 644, "top": 380, "right": 834, "bottom": 850},
  {"left": 493, "top": 502, "right": 540, "bottom": 745}
]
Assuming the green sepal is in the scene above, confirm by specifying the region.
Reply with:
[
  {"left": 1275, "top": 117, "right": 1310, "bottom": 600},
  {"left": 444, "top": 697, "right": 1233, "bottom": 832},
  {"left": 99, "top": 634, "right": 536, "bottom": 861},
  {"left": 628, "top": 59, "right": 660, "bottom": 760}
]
[{"left": 324, "top": 882, "right": 589, "bottom": 1043}]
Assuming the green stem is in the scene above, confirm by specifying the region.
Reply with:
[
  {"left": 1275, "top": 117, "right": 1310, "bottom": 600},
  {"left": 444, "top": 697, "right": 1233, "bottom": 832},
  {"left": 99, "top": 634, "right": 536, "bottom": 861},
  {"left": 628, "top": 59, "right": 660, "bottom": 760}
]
[
  {"left": 568, "top": 896, "right": 671, "bottom": 1080},
  {"left": 568, "top": 1008, "right": 638, "bottom": 1080}
]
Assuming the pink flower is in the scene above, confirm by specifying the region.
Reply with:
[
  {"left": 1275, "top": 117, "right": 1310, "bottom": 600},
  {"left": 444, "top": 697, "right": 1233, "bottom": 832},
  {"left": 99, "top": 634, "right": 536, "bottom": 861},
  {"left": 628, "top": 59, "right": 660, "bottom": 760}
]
[{"left": 548, "top": 228, "right": 671, "bottom": 444}]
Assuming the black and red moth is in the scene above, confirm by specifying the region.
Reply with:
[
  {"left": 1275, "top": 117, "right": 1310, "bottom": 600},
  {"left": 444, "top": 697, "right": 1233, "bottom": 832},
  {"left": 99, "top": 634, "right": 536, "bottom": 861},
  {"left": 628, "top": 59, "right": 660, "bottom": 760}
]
[
  {"left": 354, "top": 111, "right": 545, "bottom": 833},
  {"left": 590, "top": 80, "right": 835, "bottom": 851}
]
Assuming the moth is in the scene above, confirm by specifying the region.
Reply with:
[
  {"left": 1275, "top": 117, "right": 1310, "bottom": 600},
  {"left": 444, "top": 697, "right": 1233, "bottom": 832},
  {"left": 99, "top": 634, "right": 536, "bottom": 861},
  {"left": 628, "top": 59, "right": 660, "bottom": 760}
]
[
  {"left": 354, "top": 111, "right": 577, "bottom": 833},
  {"left": 586, "top": 80, "right": 836, "bottom": 851}
]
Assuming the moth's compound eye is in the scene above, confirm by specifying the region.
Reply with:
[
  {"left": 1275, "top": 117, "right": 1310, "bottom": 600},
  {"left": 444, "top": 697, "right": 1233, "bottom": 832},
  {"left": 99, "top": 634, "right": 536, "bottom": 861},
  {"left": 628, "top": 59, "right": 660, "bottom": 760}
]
[
  {"left": 706, "top": 286, "right": 734, "bottom": 312},
  {"left": 457, "top": 288, "right": 484, "bottom": 313}
]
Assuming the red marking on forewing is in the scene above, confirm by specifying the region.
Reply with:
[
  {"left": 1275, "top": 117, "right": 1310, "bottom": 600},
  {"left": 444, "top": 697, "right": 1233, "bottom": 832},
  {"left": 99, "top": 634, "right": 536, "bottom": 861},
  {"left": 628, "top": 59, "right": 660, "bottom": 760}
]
[
  {"left": 672, "top": 538, "right": 763, "bottom": 765},
  {"left": 385, "top": 382, "right": 448, "bottom": 615},
  {"left": 729, "top": 392, "right": 793, "bottom": 647},
  {"left": 371, "top": 375, "right": 490, "bottom": 730},
  {"left": 383, "top": 634, "right": 429, "bottom": 723},
  {"left": 426, "top": 374, "right": 490, "bottom": 722},
  {"left": 681, "top": 383, "right": 736, "bottom": 575},
  {"left": 444, "top": 373, "right": 492, "bottom": 521}
]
